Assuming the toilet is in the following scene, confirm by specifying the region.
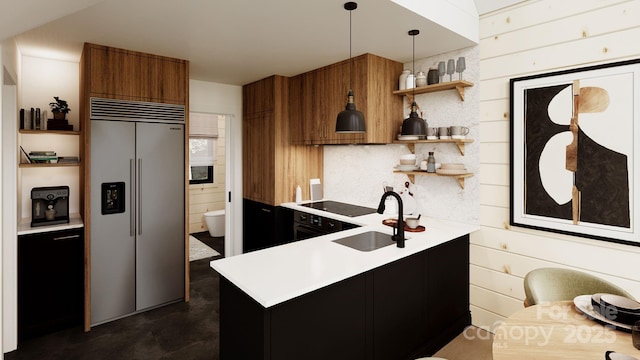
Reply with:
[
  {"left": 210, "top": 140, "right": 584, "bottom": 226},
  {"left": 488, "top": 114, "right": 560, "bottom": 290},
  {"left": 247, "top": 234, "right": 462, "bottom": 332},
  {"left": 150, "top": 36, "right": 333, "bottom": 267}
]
[{"left": 204, "top": 210, "right": 225, "bottom": 237}]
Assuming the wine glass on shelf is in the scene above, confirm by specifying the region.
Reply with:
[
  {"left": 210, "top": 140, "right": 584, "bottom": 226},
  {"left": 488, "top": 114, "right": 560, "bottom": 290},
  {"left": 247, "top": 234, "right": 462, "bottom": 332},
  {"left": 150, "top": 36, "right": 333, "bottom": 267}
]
[
  {"left": 438, "top": 61, "right": 445, "bottom": 83},
  {"left": 456, "top": 57, "right": 466, "bottom": 80},
  {"left": 446, "top": 59, "right": 455, "bottom": 82}
]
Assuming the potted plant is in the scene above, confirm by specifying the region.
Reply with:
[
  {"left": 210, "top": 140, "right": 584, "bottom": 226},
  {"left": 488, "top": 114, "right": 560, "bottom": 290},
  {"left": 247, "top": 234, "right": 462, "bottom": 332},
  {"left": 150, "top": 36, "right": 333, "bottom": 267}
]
[{"left": 49, "top": 96, "right": 71, "bottom": 120}]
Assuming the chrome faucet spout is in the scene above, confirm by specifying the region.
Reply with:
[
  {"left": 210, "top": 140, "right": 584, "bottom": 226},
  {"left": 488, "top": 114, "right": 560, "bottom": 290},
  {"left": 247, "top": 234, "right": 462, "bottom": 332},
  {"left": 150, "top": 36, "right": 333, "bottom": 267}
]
[{"left": 376, "top": 191, "right": 405, "bottom": 248}]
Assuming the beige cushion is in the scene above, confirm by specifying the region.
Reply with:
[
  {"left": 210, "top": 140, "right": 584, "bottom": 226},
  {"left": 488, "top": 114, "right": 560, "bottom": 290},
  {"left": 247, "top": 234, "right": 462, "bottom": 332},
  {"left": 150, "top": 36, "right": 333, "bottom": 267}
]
[{"left": 523, "top": 268, "right": 635, "bottom": 307}]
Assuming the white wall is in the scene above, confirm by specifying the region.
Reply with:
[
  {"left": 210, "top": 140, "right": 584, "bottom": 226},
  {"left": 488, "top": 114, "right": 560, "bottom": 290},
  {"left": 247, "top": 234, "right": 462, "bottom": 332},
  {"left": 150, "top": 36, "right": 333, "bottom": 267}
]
[
  {"left": 189, "top": 80, "right": 243, "bottom": 255},
  {"left": 324, "top": 45, "right": 480, "bottom": 224},
  {"left": 1, "top": 37, "right": 20, "bottom": 356},
  {"left": 472, "top": 0, "right": 640, "bottom": 331}
]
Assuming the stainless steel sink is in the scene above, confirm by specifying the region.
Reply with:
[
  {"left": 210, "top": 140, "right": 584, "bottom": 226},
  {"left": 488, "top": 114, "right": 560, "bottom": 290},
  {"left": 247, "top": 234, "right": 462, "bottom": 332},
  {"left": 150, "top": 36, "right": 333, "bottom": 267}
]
[{"left": 332, "top": 231, "right": 401, "bottom": 251}]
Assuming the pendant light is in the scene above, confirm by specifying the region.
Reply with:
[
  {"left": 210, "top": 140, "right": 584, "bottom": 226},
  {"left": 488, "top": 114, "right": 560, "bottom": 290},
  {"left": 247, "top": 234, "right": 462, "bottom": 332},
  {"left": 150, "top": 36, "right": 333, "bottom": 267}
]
[
  {"left": 401, "top": 29, "right": 426, "bottom": 136},
  {"left": 335, "top": 2, "right": 365, "bottom": 133}
]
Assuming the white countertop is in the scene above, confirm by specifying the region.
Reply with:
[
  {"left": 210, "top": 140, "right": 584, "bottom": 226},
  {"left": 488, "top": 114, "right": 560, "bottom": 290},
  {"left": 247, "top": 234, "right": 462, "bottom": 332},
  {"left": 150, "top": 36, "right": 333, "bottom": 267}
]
[
  {"left": 210, "top": 201, "right": 479, "bottom": 308},
  {"left": 18, "top": 213, "right": 84, "bottom": 235}
]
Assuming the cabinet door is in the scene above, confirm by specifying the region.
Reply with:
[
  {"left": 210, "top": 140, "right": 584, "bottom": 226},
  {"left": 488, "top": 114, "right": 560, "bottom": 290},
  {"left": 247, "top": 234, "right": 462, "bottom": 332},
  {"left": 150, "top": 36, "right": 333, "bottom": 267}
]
[
  {"left": 148, "top": 57, "right": 188, "bottom": 104},
  {"left": 242, "top": 112, "right": 274, "bottom": 203},
  {"left": 243, "top": 76, "right": 275, "bottom": 115},
  {"left": 86, "top": 45, "right": 148, "bottom": 101},
  {"left": 288, "top": 74, "right": 306, "bottom": 144},
  {"left": 305, "top": 59, "right": 364, "bottom": 144},
  {"left": 18, "top": 229, "right": 84, "bottom": 341},
  {"left": 360, "top": 54, "right": 403, "bottom": 144},
  {"left": 243, "top": 199, "right": 276, "bottom": 253},
  {"left": 270, "top": 274, "right": 367, "bottom": 360},
  {"left": 425, "top": 235, "right": 470, "bottom": 337},
  {"left": 372, "top": 252, "right": 425, "bottom": 360}
]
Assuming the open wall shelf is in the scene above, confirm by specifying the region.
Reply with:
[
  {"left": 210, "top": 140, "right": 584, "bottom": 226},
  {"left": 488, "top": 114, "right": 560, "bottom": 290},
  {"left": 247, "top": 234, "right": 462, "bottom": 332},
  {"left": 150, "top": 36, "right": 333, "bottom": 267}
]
[{"left": 392, "top": 80, "right": 474, "bottom": 101}]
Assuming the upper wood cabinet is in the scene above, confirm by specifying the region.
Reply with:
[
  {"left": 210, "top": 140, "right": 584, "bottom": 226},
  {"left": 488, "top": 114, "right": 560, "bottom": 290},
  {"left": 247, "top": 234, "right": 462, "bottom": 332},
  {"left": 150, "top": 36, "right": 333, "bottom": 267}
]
[
  {"left": 81, "top": 43, "right": 188, "bottom": 105},
  {"left": 290, "top": 53, "right": 403, "bottom": 145},
  {"left": 243, "top": 76, "right": 323, "bottom": 205}
]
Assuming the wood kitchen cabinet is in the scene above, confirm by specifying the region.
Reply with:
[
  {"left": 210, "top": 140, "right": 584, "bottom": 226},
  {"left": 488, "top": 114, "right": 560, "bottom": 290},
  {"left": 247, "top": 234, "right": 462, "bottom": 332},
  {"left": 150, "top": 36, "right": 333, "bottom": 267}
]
[
  {"left": 290, "top": 53, "right": 403, "bottom": 145},
  {"left": 242, "top": 75, "right": 322, "bottom": 253},
  {"left": 243, "top": 112, "right": 275, "bottom": 204},
  {"left": 81, "top": 43, "right": 188, "bottom": 105},
  {"left": 242, "top": 75, "right": 323, "bottom": 206},
  {"left": 219, "top": 235, "right": 470, "bottom": 359}
]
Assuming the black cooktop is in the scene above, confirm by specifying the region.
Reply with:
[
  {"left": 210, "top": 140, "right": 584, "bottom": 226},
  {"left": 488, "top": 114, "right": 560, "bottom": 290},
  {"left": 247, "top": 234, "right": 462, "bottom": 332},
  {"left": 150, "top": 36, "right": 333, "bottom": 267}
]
[{"left": 300, "top": 201, "right": 377, "bottom": 217}]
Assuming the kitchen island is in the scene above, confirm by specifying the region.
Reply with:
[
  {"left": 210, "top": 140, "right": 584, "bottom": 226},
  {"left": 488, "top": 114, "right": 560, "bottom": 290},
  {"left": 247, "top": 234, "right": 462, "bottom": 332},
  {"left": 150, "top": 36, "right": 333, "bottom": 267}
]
[{"left": 211, "top": 201, "right": 478, "bottom": 360}]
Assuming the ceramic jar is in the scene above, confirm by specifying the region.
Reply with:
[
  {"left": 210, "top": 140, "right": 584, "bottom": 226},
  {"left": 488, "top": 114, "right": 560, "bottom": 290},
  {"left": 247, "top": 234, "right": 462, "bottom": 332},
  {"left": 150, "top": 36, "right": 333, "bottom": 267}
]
[
  {"left": 399, "top": 69, "right": 410, "bottom": 90},
  {"left": 415, "top": 71, "right": 427, "bottom": 87},
  {"left": 427, "top": 66, "right": 439, "bottom": 85},
  {"left": 405, "top": 73, "right": 415, "bottom": 89}
]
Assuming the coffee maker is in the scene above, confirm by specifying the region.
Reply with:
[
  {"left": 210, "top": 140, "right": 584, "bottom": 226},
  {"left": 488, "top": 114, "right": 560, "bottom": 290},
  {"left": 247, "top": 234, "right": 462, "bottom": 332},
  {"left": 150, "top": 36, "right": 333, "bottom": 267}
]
[{"left": 31, "top": 186, "right": 70, "bottom": 227}]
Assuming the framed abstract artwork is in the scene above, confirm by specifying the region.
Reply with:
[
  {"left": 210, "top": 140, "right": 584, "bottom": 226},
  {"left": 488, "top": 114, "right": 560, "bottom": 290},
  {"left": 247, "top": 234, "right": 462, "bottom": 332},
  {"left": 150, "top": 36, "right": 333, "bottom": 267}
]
[{"left": 510, "top": 59, "right": 640, "bottom": 246}]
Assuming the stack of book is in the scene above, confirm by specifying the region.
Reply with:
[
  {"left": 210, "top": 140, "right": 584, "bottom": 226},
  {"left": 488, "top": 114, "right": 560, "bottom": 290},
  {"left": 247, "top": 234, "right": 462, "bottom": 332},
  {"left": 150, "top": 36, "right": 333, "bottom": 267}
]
[
  {"left": 28, "top": 150, "right": 57, "bottom": 164},
  {"left": 57, "top": 156, "right": 79, "bottom": 164}
]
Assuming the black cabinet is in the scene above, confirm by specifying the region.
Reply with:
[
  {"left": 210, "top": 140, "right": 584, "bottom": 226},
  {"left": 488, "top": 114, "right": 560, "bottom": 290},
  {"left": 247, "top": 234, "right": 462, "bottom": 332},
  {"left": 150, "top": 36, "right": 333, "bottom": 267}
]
[
  {"left": 218, "top": 234, "right": 470, "bottom": 359},
  {"left": 243, "top": 199, "right": 293, "bottom": 253},
  {"left": 425, "top": 235, "right": 470, "bottom": 349},
  {"left": 270, "top": 274, "right": 367, "bottom": 360},
  {"left": 18, "top": 227, "right": 84, "bottom": 342},
  {"left": 372, "top": 252, "right": 425, "bottom": 360}
]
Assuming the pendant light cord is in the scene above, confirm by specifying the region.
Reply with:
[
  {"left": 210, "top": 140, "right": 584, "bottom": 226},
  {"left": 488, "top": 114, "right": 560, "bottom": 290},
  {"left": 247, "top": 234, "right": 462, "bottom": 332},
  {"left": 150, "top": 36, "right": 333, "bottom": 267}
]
[
  {"left": 412, "top": 32, "right": 415, "bottom": 98},
  {"left": 408, "top": 29, "right": 419, "bottom": 107},
  {"left": 349, "top": 5, "right": 353, "bottom": 91}
]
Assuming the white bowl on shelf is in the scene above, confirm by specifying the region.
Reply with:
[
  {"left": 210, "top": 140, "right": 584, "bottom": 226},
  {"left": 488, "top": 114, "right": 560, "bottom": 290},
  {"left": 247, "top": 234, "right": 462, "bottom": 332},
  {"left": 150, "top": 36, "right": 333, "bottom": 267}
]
[{"left": 399, "top": 154, "right": 416, "bottom": 165}]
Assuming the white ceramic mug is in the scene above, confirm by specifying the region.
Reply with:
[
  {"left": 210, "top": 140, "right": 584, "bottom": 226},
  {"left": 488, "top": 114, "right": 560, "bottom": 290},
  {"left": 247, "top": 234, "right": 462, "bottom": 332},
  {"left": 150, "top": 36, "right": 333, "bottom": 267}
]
[
  {"left": 427, "top": 127, "right": 438, "bottom": 137},
  {"left": 438, "top": 127, "right": 449, "bottom": 137},
  {"left": 450, "top": 126, "right": 469, "bottom": 136}
]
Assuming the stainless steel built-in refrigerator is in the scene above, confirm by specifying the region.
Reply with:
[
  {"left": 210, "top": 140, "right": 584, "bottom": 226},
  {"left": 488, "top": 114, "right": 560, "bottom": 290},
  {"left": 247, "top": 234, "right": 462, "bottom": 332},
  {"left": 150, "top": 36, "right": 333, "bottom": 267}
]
[{"left": 90, "top": 98, "right": 185, "bottom": 325}]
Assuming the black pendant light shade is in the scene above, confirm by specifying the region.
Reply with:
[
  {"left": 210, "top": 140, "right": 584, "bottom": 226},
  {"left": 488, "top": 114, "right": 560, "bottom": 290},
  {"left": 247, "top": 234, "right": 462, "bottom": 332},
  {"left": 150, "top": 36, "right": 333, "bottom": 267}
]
[
  {"left": 336, "top": 2, "right": 365, "bottom": 133},
  {"left": 401, "top": 101, "right": 426, "bottom": 135},
  {"left": 336, "top": 90, "right": 365, "bottom": 132},
  {"left": 401, "top": 29, "right": 426, "bottom": 136}
]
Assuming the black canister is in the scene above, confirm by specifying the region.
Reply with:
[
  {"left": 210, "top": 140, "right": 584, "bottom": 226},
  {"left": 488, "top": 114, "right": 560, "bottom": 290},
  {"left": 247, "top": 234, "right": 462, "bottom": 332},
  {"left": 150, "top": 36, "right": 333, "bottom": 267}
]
[{"left": 427, "top": 67, "right": 439, "bottom": 85}]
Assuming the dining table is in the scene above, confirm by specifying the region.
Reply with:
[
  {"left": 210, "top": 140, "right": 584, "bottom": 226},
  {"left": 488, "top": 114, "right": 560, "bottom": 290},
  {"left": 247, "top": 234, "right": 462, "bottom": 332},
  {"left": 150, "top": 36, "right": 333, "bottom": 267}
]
[{"left": 492, "top": 300, "right": 640, "bottom": 359}]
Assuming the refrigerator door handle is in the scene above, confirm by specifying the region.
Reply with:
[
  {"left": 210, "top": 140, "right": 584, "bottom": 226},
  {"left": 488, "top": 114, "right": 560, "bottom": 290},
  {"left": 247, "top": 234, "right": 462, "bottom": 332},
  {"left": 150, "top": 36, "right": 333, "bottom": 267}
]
[
  {"left": 138, "top": 158, "right": 142, "bottom": 236},
  {"left": 130, "top": 158, "right": 135, "bottom": 237}
]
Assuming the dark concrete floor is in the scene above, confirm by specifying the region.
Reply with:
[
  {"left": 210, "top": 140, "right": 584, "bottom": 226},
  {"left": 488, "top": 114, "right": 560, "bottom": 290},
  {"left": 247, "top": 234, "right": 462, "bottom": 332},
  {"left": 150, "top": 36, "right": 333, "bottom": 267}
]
[{"left": 6, "top": 232, "right": 223, "bottom": 360}]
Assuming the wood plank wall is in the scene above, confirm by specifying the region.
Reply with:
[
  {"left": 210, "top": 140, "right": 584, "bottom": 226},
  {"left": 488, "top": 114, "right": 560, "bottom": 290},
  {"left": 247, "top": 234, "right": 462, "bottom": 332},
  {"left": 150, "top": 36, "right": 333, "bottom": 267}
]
[
  {"left": 473, "top": 0, "right": 640, "bottom": 331},
  {"left": 188, "top": 116, "right": 226, "bottom": 234}
]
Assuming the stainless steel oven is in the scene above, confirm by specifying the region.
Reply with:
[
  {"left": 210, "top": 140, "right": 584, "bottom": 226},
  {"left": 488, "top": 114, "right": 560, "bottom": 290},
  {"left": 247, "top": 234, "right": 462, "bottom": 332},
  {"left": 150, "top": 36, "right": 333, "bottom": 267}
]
[{"left": 292, "top": 210, "right": 358, "bottom": 241}]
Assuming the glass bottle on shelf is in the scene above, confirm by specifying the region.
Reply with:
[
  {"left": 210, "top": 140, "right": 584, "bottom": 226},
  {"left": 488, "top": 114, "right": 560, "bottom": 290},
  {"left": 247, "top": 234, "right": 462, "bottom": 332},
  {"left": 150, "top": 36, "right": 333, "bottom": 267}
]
[{"left": 427, "top": 152, "right": 436, "bottom": 173}]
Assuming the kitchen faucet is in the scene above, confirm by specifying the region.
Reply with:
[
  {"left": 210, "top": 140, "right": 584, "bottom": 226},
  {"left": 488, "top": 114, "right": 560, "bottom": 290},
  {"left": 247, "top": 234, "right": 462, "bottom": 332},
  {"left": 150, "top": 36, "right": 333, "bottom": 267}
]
[{"left": 376, "top": 191, "right": 405, "bottom": 248}]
